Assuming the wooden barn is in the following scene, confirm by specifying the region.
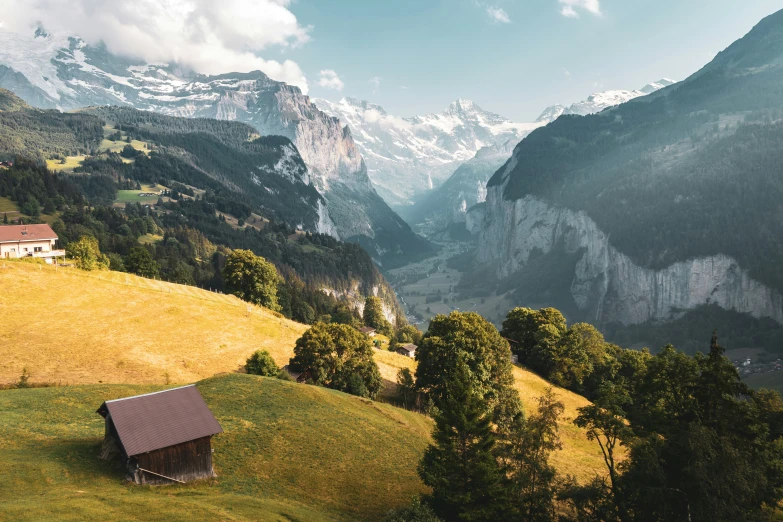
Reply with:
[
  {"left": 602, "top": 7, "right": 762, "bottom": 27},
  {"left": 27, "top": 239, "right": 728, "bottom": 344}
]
[{"left": 96, "top": 385, "right": 223, "bottom": 485}]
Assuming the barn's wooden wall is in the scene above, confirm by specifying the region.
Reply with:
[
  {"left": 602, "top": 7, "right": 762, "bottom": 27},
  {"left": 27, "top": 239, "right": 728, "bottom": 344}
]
[{"left": 133, "top": 436, "right": 214, "bottom": 484}]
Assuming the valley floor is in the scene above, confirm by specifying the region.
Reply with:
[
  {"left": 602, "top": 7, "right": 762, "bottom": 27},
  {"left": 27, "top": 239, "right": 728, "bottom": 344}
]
[{"left": 386, "top": 239, "right": 515, "bottom": 328}]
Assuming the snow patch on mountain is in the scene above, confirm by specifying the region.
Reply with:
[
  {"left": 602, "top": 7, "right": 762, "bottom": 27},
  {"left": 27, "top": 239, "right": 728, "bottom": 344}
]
[
  {"left": 314, "top": 97, "right": 541, "bottom": 207},
  {"left": 536, "top": 79, "right": 676, "bottom": 121}
]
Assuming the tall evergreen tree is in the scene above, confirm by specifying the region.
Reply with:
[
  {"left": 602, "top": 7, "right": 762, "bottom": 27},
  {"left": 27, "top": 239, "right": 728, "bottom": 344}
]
[{"left": 418, "top": 360, "right": 506, "bottom": 522}]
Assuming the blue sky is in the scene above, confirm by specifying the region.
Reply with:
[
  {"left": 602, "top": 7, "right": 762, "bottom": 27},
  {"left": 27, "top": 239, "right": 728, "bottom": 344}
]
[
  {"left": 283, "top": 0, "right": 783, "bottom": 121},
  {"left": 5, "top": 0, "right": 782, "bottom": 122}
]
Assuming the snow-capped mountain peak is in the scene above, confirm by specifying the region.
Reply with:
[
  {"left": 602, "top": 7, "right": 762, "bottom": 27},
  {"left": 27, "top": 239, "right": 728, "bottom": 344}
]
[
  {"left": 640, "top": 78, "right": 677, "bottom": 94},
  {"left": 314, "top": 96, "right": 540, "bottom": 206},
  {"left": 536, "top": 79, "right": 677, "bottom": 122}
]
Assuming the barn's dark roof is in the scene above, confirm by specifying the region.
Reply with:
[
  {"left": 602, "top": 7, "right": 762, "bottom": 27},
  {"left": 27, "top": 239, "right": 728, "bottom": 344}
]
[{"left": 97, "top": 385, "right": 222, "bottom": 456}]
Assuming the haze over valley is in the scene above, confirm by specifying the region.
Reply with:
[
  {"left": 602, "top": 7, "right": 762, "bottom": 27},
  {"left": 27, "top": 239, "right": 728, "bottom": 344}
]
[{"left": 3, "top": 2, "right": 783, "bottom": 521}]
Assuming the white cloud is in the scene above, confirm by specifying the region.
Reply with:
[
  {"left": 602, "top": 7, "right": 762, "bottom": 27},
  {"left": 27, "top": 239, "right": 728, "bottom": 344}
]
[
  {"left": 317, "top": 70, "right": 344, "bottom": 91},
  {"left": 560, "top": 6, "right": 579, "bottom": 18},
  {"left": 486, "top": 6, "right": 511, "bottom": 24},
  {"left": 0, "top": 0, "right": 312, "bottom": 92},
  {"left": 558, "top": 0, "right": 601, "bottom": 18},
  {"left": 362, "top": 108, "right": 412, "bottom": 131},
  {"left": 562, "top": 67, "right": 571, "bottom": 79},
  {"left": 369, "top": 76, "right": 381, "bottom": 95}
]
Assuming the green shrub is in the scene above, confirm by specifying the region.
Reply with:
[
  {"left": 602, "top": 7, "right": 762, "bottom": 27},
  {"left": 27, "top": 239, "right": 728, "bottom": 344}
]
[{"left": 245, "top": 350, "right": 280, "bottom": 377}]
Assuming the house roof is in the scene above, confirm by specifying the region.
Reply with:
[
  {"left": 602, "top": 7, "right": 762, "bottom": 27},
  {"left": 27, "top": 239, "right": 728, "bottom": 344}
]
[
  {"left": 359, "top": 326, "right": 376, "bottom": 334},
  {"left": 398, "top": 344, "right": 417, "bottom": 353},
  {"left": 0, "top": 224, "right": 58, "bottom": 243},
  {"left": 96, "top": 385, "right": 223, "bottom": 456}
]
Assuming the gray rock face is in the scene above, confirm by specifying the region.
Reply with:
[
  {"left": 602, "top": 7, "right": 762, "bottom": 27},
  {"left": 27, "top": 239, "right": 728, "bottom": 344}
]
[{"left": 474, "top": 176, "right": 783, "bottom": 325}]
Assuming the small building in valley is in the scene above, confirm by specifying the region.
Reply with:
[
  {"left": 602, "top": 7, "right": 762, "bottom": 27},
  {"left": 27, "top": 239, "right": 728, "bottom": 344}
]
[
  {"left": 96, "top": 385, "right": 223, "bottom": 485},
  {"left": 397, "top": 343, "right": 417, "bottom": 358},
  {"left": 0, "top": 224, "right": 65, "bottom": 262},
  {"left": 359, "top": 326, "right": 377, "bottom": 337}
]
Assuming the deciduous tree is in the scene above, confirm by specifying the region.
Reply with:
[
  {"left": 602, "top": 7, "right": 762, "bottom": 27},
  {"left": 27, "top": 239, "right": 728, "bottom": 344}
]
[
  {"left": 246, "top": 350, "right": 279, "bottom": 377},
  {"left": 289, "top": 322, "right": 382, "bottom": 399},
  {"left": 416, "top": 311, "right": 522, "bottom": 434},
  {"left": 66, "top": 236, "right": 109, "bottom": 271},
  {"left": 222, "top": 249, "right": 281, "bottom": 312}
]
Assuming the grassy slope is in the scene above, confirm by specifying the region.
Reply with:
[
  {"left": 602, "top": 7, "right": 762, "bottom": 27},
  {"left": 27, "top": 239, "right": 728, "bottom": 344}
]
[
  {"left": 0, "top": 261, "right": 612, "bottom": 485},
  {"left": 0, "top": 374, "right": 432, "bottom": 521},
  {"left": 0, "top": 195, "right": 19, "bottom": 213},
  {"left": 0, "top": 261, "right": 307, "bottom": 385}
]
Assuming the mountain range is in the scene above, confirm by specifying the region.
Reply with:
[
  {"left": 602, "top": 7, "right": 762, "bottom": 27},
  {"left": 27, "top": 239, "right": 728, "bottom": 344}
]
[
  {"left": 0, "top": 30, "right": 431, "bottom": 267},
  {"left": 397, "top": 80, "right": 676, "bottom": 233},
  {"left": 465, "top": 8, "right": 783, "bottom": 333},
  {"left": 313, "top": 97, "right": 538, "bottom": 207}
]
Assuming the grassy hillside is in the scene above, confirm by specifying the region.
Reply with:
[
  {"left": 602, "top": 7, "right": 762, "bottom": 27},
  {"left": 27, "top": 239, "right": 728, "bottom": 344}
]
[
  {"left": 0, "top": 261, "right": 306, "bottom": 386},
  {"left": 0, "top": 261, "right": 613, "bottom": 484},
  {"left": 0, "top": 374, "right": 432, "bottom": 521}
]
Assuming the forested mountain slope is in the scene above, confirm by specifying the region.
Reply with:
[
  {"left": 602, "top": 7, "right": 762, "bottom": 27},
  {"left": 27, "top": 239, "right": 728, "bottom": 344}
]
[{"left": 471, "top": 8, "right": 783, "bottom": 328}]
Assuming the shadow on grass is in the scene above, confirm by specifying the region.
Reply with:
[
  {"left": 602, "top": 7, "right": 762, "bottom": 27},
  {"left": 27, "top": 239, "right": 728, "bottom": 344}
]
[{"left": 41, "top": 437, "right": 129, "bottom": 482}]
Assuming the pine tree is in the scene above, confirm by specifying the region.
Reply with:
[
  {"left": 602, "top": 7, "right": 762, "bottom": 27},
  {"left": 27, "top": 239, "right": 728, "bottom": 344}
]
[{"left": 418, "top": 360, "right": 506, "bottom": 521}]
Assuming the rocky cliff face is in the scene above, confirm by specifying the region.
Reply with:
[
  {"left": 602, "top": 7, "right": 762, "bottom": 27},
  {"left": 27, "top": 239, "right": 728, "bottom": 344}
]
[{"left": 472, "top": 176, "right": 783, "bottom": 325}]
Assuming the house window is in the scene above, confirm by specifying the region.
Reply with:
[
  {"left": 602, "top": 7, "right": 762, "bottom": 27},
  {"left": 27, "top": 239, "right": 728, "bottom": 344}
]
[{"left": 34, "top": 247, "right": 43, "bottom": 252}]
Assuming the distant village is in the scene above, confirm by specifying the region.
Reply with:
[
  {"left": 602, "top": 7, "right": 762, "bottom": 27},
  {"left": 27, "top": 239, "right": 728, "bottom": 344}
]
[{"left": 734, "top": 355, "right": 783, "bottom": 379}]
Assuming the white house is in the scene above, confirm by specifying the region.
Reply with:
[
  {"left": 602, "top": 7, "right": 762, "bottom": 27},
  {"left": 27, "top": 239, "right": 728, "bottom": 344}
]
[{"left": 0, "top": 224, "right": 65, "bottom": 263}]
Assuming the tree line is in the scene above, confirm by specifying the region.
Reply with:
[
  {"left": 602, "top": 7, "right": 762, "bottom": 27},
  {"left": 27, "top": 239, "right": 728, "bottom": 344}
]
[{"left": 386, "top": 308, "right": 783, "bottom": 522}]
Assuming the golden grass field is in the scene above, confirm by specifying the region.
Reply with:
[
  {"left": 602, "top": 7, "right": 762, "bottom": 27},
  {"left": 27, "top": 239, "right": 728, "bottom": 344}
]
[
  {"left": 45, "top": 155, "right": 87, "bottom": 172},
  {"left": 0, "top": 260, "right": 614, "bottom": 483},
  {"left": 0, "top": 261, "right": 306, "bottom": 386}
]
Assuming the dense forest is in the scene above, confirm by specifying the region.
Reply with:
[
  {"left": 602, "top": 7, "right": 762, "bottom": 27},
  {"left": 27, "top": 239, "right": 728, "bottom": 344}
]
[
  {"left": 0, "top": 89, "right": 103, "bottom": 162},
  {"left": 78, "top": 106, "right": 325, "bottom": 229}
]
